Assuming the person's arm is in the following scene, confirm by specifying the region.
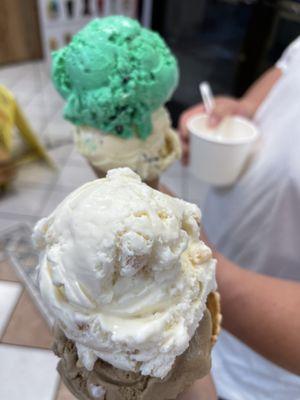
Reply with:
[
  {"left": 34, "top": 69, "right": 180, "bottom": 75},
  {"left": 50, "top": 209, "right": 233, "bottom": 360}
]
[
  {"left": 161, "top": 185, "right": 300, "bottom": 376},
  {"left": 177, "top": 375, "right": 217, "bottom": 400},
  {"left": 241, "top": 66, "right": 282, "bottom": 120},
  {"left": 179, "top": 66, "right": 282, "bottom": 164},
  {"left": 215, "top": 251, "right": 300, "bottom": 375}
]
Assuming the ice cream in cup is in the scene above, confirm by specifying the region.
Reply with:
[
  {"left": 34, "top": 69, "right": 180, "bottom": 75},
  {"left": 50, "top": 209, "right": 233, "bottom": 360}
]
[
  {"left": 33, "top": 168, "right": 221, "bottom": 400},
  {"left": 187, "top": 114, "right": 259, "bottom": 187},
  {"left": 51, "top": 17, "right": 181, "bottom": 189}
]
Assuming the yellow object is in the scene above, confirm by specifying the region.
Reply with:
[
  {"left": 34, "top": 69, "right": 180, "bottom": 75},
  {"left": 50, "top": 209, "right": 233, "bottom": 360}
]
[{"left": 0, "top": 85, "right": 55, "bottom": 168}]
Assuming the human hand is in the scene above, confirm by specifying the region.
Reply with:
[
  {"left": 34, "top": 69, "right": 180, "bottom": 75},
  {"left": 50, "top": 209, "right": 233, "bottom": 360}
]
[
  {"left": 205, "top": 96, "right": 255, "bottom": 128},
  {"left": 178, "top": 97, "right": 255, "bottom": 165}
]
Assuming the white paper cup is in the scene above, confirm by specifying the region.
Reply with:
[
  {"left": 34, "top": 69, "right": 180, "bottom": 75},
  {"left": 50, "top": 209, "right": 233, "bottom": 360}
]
[{"left": 187, "top": 114, "right": 259, "bottom": 187}]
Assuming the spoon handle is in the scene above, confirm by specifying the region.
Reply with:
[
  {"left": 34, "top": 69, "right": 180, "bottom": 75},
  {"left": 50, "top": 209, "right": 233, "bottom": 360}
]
[{"left": 199, "top": 82, "right": 215, "bottom": 114}]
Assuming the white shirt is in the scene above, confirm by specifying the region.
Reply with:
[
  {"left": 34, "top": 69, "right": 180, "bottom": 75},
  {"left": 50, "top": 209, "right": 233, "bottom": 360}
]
[{"left": 203, "top": 37, "right": 300, "bottom": 400}]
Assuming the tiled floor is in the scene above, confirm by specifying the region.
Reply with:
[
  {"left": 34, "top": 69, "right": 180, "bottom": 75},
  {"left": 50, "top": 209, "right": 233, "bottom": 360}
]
[
  {"left": 0, "top": 255, "right": 76, "bottom": 399},
  {"left": 0, "top": 61, "right": 209, "bottom": 399},
  {"left": 0, "top": 281, "right": 22, "bottom": 337},
  {"left": 0, "top": 61, "right": 73, "bottom": 147},
  {"left": 0, "top": 344, "right": 59, "bottom": 400}
]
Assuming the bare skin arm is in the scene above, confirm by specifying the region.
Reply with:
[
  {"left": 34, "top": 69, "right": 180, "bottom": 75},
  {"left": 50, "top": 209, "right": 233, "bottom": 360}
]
[
  {"left": 177, "top": 375, "right": 217, "bottom": 400},
  {"left": 164, "top": 185, "right": 300, "bottom": 386},
  {"left": 241, "top": 66, "right": 283, "bottom": 121},
  {"left": 179, "top": 66, "right": 282, "bottom": 164},
  {"left": 215, "top": 250, "right": 300, "bottom": 376}
]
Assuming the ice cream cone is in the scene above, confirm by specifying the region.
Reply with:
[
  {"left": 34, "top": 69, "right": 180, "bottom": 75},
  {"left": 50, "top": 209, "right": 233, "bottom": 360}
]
[
  {"left": 33, "top": 169, "right": 219, "bottom": 400},
  {"left": 76, "top": 107, "right": 181, "bottom": 186},
  {"left": 53, "top": 305, "right": 218, "bottom": 400},
  {"left": 52, "top": 17, "right": 180, "bottom": 185}
]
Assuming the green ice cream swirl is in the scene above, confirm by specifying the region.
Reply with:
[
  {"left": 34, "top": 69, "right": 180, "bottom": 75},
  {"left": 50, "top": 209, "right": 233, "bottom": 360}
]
[{"left": 52, "top": 16, "right": 179, "bottom": 139}]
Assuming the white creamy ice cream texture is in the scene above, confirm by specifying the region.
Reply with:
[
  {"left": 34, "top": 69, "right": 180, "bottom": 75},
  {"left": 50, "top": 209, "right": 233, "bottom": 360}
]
[{"left": 33, "top": 168, "right": 216, "bottom": 378}]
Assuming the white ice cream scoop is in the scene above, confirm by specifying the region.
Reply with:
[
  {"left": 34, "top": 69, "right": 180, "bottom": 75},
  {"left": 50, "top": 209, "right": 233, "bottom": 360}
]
[{"left": 33, "top": 168, "right": 216, "bottom": 378}]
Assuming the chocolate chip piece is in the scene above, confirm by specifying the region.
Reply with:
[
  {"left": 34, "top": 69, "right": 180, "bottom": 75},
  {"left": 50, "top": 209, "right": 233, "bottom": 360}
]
[{"left": 116, "top": 125, "right": 124, "bottom": 133}]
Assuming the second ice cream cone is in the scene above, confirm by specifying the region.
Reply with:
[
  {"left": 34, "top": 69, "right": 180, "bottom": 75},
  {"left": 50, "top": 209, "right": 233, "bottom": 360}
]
[{"left": 76, "top": 107, "right": 181, "bottom": 188}]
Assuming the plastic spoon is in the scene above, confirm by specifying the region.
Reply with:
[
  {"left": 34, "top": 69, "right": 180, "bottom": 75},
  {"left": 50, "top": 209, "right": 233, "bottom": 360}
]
[
  {"left": 199, "top": 81, "right": 215, "bottom": 114},
  {"left": 199, "top": 81, "right": 224, "bottom": 139}
]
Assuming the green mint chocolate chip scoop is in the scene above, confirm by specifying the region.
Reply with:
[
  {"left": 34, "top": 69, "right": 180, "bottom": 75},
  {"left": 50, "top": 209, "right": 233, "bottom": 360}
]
[{"left": 52, "top": 16, "right": 179, "bottom": 139}]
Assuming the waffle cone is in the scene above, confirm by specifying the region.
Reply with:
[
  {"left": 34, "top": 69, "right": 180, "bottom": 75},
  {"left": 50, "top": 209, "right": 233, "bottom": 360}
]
[{"left": 206, "top": 291, "right": 222, "bottom": 345}]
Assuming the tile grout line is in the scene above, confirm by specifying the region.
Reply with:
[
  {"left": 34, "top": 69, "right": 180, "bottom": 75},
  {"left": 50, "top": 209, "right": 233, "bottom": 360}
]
[
  {"left": 0, "top": 341, "right": 55, "bottom": 353},
  {"left": 0, "top": 276, "right": 21, "bottom": 284},
  {"left": 0, "top": 262, "right": 54, "bottom": 351},
  {"left": 35, "top": 146, "right": 75, "bottom": 218},
  {"left": 1, "top": 339, "right": 52, "bottom": 351},
  {"left": 0, "top": 284, "right": 25, "bottom": 342}
]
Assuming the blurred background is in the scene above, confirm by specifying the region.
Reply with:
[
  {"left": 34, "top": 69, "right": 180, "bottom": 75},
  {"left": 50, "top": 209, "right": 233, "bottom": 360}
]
[
  {"left": 2, "top": 0, "right": 300, "bottom": 122},
  {"left": 0, "top": 1, "right": 300, "bottom": 399}
]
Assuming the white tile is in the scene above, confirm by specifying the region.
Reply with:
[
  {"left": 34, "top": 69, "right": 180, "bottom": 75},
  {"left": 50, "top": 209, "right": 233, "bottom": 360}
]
[
  {"left": 25, "top": 85, "right": 62, "bottom": 116},
  {"left": 44, "top": 116, "right": 74, "bottom": 146},
  {"left": 56, "top": 161, "right": 96, "bottom": 190},
  {"left": 185, "top": 172, "right": 209, "bottom": 207},
  {"left": 160, "top": 164, "right": 209, "bottom": 207},
  {"left": 0, "top": 64, "right": 29, "bottom": 88},
  {"left": 40, "top": 83, "right": 65, "bottom": 108},
  {"left": 0, "top": 187, "right": 49, "bottom": 217},
  {"left": 24, "top": 101, "right": 54, "bottom": 122},
  {"left": 0, "top": 217, "right": 35, "bottom": 233},
  {"left": 26, "top": 114, "right": 47, "bottom": 130},
  {"left": 39, "top": 189, "right": 73, "bottom": 217},
  {"left": 13, "top": 80, "right": 43, "bottom": 107},
  {"left": 160, "top": 161, "right": 186, "bottom": 198},
  {"left": 0, "top": 62, "right": 49, "bottom": 92},
  {"left": 160, "top": 173, "right": 183, "bottom": 198},
  {"left": 14, "top": 162, "right": 59, "bottom": 188},
  {"left": 66, "top": 147, "right": 91, "bottom": 167},
  {"left": 47, "top": 144, "right": 73, "bottom": 166},
  {"left": 0, "top": 281, "right": 22, "bottom": 336},
  {"left": 0, "top": 344, "right": 59, "bottom": 400},
  {"left": 163, "top": 160, "right": 184, "bottom": 177}
]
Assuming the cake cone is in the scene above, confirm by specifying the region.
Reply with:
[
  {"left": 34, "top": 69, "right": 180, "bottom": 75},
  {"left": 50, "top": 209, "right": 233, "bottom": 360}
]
[
  {"left": 33, "top": 169, "right": 220, "bottom": 400},
  {"left": 54, "top": 313, "right": 211, "bottom": 400},
  {"left": 53, "top": 295, "right": 221, "bottom": 400}
]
